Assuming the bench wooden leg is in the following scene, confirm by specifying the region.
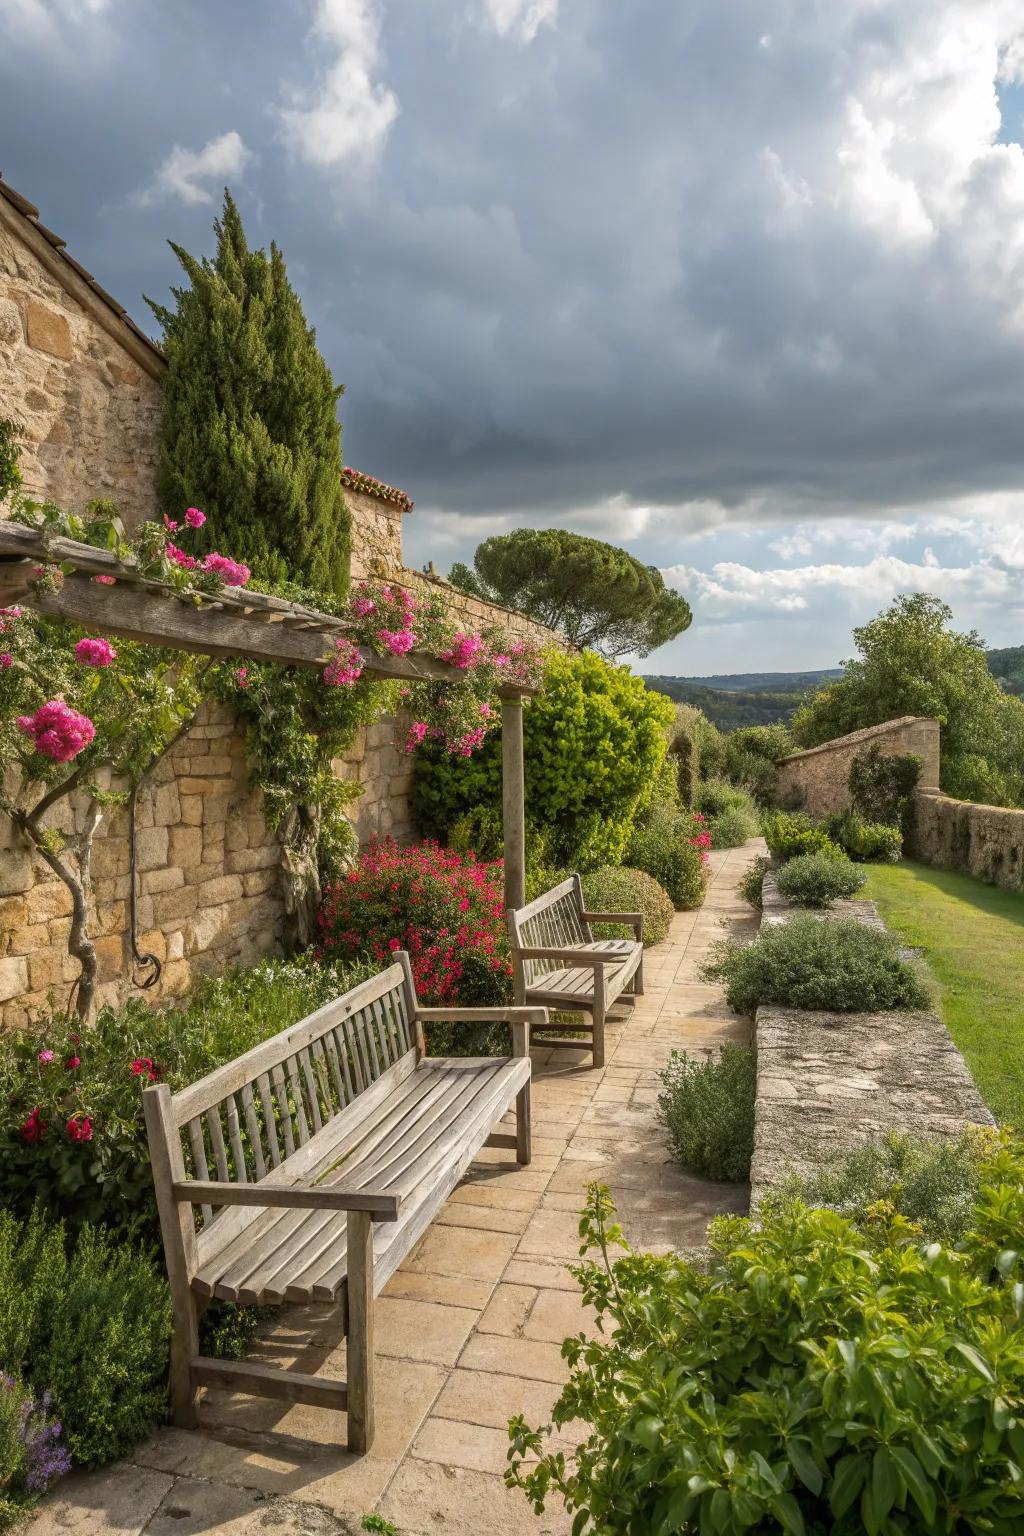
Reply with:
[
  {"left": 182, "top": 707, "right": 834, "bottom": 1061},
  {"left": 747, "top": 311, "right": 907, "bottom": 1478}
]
[
  {"left": 516, "top": 1079, "right": 532, "bottom": 1165},
  {"left": 592, "top": 1007, "right": 606, "bottom": 1069},
  {"left": 170, "top": 1289, "right": 201, "bottom": 1429},
  {"left": 346, "top": 1209, "right": 375, "bottom": 1454},
  {"left": 635, "top": 952, "right": 645, "bottom": 996}
]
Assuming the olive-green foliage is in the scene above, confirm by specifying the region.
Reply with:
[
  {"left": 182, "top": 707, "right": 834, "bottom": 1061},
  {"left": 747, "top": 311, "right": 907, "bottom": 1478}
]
[
  {"left": 786, "top": 1129, "right": 990, "bottom": 1245},
  {"left": 626, "top": 802, "right": 707, "bottom": 911},
  {"left": 507, "top": 1157, "right": 1024, "bottom": 1533},
  {"left": 667, "top": 703, "right": 704, "bottom": 807},
  {"left": 849, "top": 745, "right": 922, "bottom": 828},
  {"left": 149, "top": 191, "right": 350, "bottom": 597},
  {"left": 581, "top": 866, "right": 675, "bottom": 948},
  {"left": 0, "top": 1208, "right": 170, "bottom": 1468},
  {"left": 413, "top": 650, "right": 674, "bottom": 869},
  {"left": 723, "top": 722, "right": 791, "bottom": 805},
  {"left": 705, "top": 913, "right": 932, "bottom": 1015},
  {"left": 708, "top": 800, "right": 760, "bottom": 849},
  {"left": 762, "top": 809, "right": 845, "bottom": 862},
  {"left": 827, "top": 808, "right": 904, "bottom": 863},
  {"left": 740, "top": 854, "right": 771, "bottom": 909},
  {"left": 792, "top": 592, "right": 1024, "bottom": 806},
  {"left": 658, "top": 1044, "right": 756, "bottom": 1181},
  {"left": 696, "top": 776, "right": 749, "bottom": 817},
  {"left": 449, "top": 528, "right": 692, "bottom": 658},
  {"left": 776, "top": 852, "right": 866, "bottom": 907}
]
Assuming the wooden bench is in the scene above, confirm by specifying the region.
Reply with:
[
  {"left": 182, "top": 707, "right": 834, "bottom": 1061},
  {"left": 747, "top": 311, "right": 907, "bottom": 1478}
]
[
  {"left": 143, "top": 953, "right": 544, "bottom": 1454},
  {"left": 508, "top": 874, "right": 643, "bottom": 1068}
]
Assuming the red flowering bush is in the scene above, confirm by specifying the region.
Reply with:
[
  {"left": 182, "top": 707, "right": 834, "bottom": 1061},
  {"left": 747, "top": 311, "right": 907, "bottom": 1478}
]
[{"left": 318, "top": 840, "right": 512, "bottom": 1013}]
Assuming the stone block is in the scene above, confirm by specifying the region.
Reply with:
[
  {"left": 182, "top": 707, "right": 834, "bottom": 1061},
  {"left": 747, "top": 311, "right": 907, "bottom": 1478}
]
[
  {"left": 179, "top": 795, "right": 204, "bottom": 826},
  {"left": 25, "top": 300, "right": 73, "bottom": 359},
  {"left": 0, "top": 894, "right": 28, "bottom": 930},
  {"left": 25, "top": 881, "right": 73, "bottom": 923},
  {"left": 168, "top": 826, "right": 203, "bottom": 867},
  {"left": 28, "top": 948, "right": 65, "bottom": 992},
  {"left": 94, "top": 901, "right": 126, "bottom": 936},
  {"left": 199, "top": 874, "right": 243, "bottom": 906},
  {"left": 224, "top": 819, "right": 249, "bottom": 852},
  {"left": 158, "top": 959, "right": 192, "bottom": 998},
  {"left": 142, "top": 866, "right": 185, "bottom": 895},
  {"left": 0, "top": 955, "right": 29, "bottom": 1003},
  {"left": 183, "top": 904, "right": 230, "bottom": 956},
  {"left": 136, "top": 929, "right": 167, "bottom": 964},
  {"left": 166, "top": 928, "right": 184, "bottom": 961},
  {"left": 151, "top": 783, "right": 181, "bottom": 826},
  {"left": 226, "top": 845, "right": 278, "bottom": 874},
  {"left": 154, "top": 886, "right": 198, "bottom": 925},
  {"left": 9, "top": 922, "right": 49, "bottom": 955},
  {"left": 242, "top": 869, "right": 277, "bottom": 897},
  {"left": 204, "top": 754, "right": 234, "bottom": 775},
  {"left": 177, "top": 777, "right": 227, "bottom": 797},
  {"left": 93, "top": 934, "right": 125, "bottom": 983},
  {"left": 135, "top": 826, "right": 169, "bottom": 873},
  {"left": 0, "top": 852, "right": 34, "bottom": 896}
]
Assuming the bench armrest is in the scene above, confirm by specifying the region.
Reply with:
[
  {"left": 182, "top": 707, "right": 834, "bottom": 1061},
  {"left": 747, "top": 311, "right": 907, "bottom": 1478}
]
[
  {"left": 172, "top": 1179, "right": 401, "bottom": 1221},
  {"left": 582, "top": 910, "right": 644, "bottom": 939},
  {"left": 512, "top": 945, "right": 624, "bottom": 966},
  {"left": 415, "top": 1005, "right": 545, "bottom": 1058}
]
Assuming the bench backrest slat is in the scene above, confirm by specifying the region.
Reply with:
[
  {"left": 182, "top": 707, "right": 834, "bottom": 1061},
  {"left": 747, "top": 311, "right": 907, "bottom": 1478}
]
[
  {"left": 169, "top": 961, "right": 418, "bottom": 1234},
  {"left": 510, "top": 875, "right": 593, "bottom": 986}
]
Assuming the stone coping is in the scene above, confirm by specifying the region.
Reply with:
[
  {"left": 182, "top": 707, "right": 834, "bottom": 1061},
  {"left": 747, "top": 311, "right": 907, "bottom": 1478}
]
[
  {"left": 750, "top": 869, "right": 994, "bottom": 1207},
  {"left": 774, "top": 715, "right": 937, "bottom": 766}
]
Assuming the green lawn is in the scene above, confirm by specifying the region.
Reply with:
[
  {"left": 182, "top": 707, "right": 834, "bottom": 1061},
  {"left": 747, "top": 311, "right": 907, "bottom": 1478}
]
[{"left": 862, "top": 860, "right": 1024, "bottom": 1129}]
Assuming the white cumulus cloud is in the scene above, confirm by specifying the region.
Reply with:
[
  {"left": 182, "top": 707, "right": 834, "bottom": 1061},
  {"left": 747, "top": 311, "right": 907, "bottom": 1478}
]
[
  {"left": 136, "top": 130, "right": 252, "bottom": 207},
  {"left": 278, "top": 0, "right": 399, "bottom": 173},
  {"left": 482, "top": 0, "right": 558, "bottom": 45}
]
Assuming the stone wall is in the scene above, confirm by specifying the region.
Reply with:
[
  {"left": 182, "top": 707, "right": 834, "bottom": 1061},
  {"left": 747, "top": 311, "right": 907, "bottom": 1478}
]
[
  {"left": 346, "top": 484, "right": 407, "bottom": 581},
  {"left": 773, "top": 716, "right": 941, "bottom": 819},
  {"left": 910, "top": 790, "right": 1024, "bottom": 892},
  {"left": 0, "top": 193, "right": 164, "bottom": 528}
]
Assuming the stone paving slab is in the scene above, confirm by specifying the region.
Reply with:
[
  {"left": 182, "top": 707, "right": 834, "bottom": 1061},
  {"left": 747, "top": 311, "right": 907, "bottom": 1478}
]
[{"left": 26, "top": 843, "right": 761, "bottom": 1536}]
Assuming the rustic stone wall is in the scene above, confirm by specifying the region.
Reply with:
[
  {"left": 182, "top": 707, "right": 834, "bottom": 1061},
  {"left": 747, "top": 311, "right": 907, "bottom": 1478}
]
[
  {"left": 773, "top": 716, "right": 941, "bottom": 818},
  {"left": 0, "top": 203, "right": 164, "bottom": 528},
  {"left": 346, "top": 485, "right": 407, "bottom": 581},
  {"left": 910, "top": 789, "right": 1024, "bottom": 892}
]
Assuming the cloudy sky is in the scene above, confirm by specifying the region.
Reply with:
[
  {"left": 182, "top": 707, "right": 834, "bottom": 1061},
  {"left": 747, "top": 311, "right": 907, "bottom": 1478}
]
[{"left": 4, "top": 0, "right": 1024, "bottom": 672}]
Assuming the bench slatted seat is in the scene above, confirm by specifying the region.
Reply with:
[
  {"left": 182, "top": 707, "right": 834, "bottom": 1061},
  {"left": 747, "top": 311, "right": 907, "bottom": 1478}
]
[
  {"left": 508, "top": 874, "right": 643, "bottom": 1067},
  {"left": 144, "top": 954, "right": 544, "bottom": 1454}
]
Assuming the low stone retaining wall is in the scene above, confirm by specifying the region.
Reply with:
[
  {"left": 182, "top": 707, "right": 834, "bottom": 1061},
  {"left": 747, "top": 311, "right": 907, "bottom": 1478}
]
[
  {"left": 749, "top": 872, "right": 993, "bottom": 1205},
  {"left": 910, "top": 788, "right": 1024, "bottom": 892}
]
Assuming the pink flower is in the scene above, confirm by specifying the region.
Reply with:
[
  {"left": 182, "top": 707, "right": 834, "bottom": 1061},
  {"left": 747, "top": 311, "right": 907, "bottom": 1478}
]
[
  {"left": 376, "top": 628, "right": 416, "bottom": 656},
  {"left": 93, "top": 575, "right": 116, "bottom": 586},
  {"left": 65, "top": 1055, "right": 80, "bottom": 1071},
  {"left": 0, "top": 606, "right": 21, "bottom": 634},
  {"left": 38, "top": 1050, "right": 54, "bottom": 1064},
  {"left": 351, "top": 596, "right": 376, "bottom": 618},
  {"left": 184, "top": 507, "right": 206, "bottom": 528},
  {"left": 0, "top": 654, "right": 11, "bottom": 668},
  {"left": 323, "top": 637, "right": 364, "bottom": 688},
  {"left": 20, "top": 1108, "right": 44, "bottom": 1144},
  {"left": 163, "top": 515, "right": 179, "bottom": 533},
  {"left": 17, "top": 700, "right": 95, "bottom": 763},
  {"left": 66, "top": 1115, "right": 93, "bottom": 1143},
  {"left": 404, "top": 721, "right": 429, "bottom": 754},
  {"left": 166, "top": 541, "right": 198, "bottom": 571},
  {"left": 202, "top": 552, "right": 251, "bottom": 587},
  {"left": 74, "top": 637, "right": 117, "bottom": 667},
  {"left": 130, "top": 1057, "right": 160, "bottom": 1082},
  {"left": 441, "top": 632, "right": 485, "bottom": 670},
  {"left": 235, "top": 666, "right": 249, "bottom": 689}
]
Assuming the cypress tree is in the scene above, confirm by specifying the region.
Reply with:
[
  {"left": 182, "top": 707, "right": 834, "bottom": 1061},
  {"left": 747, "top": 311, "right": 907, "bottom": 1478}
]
[{"left": 147, "top": 191, "right": 350, "bottom": 596}]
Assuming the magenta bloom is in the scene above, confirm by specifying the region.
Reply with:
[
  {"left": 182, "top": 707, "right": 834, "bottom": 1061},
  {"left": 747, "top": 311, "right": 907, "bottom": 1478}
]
[
  {"left": 184, "top": 506, "right": 206, "bottom": 528},
  {"left": 20, "top": 1107, "right": 44, "bottom": 1144},
  {"left": 66, "top": 1115, "right": 93, "bottom": 1143},
  {"left": 441, "top": 632, "right": 485, "bottom": 670},
  {"left": 74, "top": 636, "right": 117, "bottom": 667},
  {"left": 0, "top": 653, "right": 11, "bottom": 668},
  {"left": 404, "top": 721, "right": 429, "bottom": 753},
  {"left": 203, "top": 552, "right": 251, "bottom": 586},
  {"left": 17, "top": 700, "right": 95, "bottom": 763},
  {"left": 65, "top": 1054, "right": 80, "bottom": 1071},
  {"left": 166, "top": 541, "right": 199, "bottom": 571},
  {"left": 351, "top": 596, "right": 376, "bottom": 618},
  {"left": 0, "top": 605, "right": 21, "bottom": 634},
  {"left": 376, "top": 627, "right": 416, "bottom": 656},
  {"left": 235, "top": 666, "right": 249, "bottom": 689},
  {"left": 323, "top": 637, "right": 364, "bottom": 688},
  {"left": 38, "top": 1049, "right": 54, "bottom": 1065},
  {"left": 162, "top": 515, "right": 179, "bottom": 533},
  {"left": 93, "top": 574, "right": 116, "bottom": 586}
]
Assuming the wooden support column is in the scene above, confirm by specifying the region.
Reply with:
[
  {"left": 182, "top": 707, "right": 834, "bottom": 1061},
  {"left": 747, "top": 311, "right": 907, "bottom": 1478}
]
[{"left": 501, "top": 693, "right": 526, "bottom": 912}]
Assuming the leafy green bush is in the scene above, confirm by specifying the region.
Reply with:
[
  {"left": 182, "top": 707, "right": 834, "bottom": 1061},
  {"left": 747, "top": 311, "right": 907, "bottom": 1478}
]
[
  {"left": 508, "top": 1162, "right": 1024, "bottom": 1533},
  {"left": 696, "top": 776, "right": 748, "bottom": 817},
  {"left": 658, "top": 1045, "right": 755, "bottom": 1181},
  {"left": 786, "top": 1128, "right": 991, "bottom": 1245},
  {"left": 776, "top": 851, "right": 866, "bottom": 907},
  {"left": 708, "top": 802, "right": 760, "bottom": 849},
  {"left": 723, "top": 723, "right": 791, "bottom": 804},
  {"left": 413, "top": 649, "right": 674, "bottom": 868},
  {"left": 667, "top": 703, "right": 702, "bottom": 807},
  {"left": 762, "top": 809, "right": 845, "bottom": 862},
  {"left": 626, "top": 802, "right": 709, "bottom": 910},
  {"left": 704, "top": 914, "right": 932, "bottom": 1015},
  {"left": 581, "top": 866, "right": 675, "bottom": 947},
  {"left": 0, "top": 1207, "right": 170, "bottom": 1469},
  {"left": 849, "top": 744, "right": 922, "bottom": 828},
  {"left": 0, "top": 952, "right": 377, "bottom": 1240},
  {"left": 827, "top": 808, "right": 904, "bottom": 863},
  {"left": 739, "top": 854, "right": 771, "bottom": 909}
]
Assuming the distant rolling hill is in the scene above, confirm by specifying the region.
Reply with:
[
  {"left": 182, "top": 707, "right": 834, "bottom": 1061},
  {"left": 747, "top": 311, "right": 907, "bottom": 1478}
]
[{"left": 642, "top": 668, "right": 843, "bottom": 731}]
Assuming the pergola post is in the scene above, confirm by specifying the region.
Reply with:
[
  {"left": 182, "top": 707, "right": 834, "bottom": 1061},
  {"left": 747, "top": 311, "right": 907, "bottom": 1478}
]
[{"left": 501, "top": 693, "right": 526, "bottom": 912}]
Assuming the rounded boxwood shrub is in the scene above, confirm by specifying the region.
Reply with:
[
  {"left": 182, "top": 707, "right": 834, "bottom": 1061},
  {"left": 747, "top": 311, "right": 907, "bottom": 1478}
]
[
  {"left": 580, "top": 866, "right": 675, "bottom": 948},
  {"left": 762, "top": 809, "right": 845, "bottom": 862},
  {"left": 507, "top": 1158, "right": 1024, "bottom": 1534},
  {"left": 703, "top": 914, "right": 932, "bottom": 1015},
  {"left": 776, "top": 851, "right": 866, "bottom": 907},
  {"left": 827, "top": 808, "right": 903, "bottom": 863},
  {"left": 626, "top": 803, "right": 709, "bottom": 910},
  {"left": 658, "top": 1044, "right": 755, "bottom": 1181}
]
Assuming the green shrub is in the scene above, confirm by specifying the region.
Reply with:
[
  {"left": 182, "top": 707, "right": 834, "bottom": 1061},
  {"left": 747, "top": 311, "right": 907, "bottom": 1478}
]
[
  {"left": 508, "top": 1163, "right": 1024, "bottom": 1533},
  {"left": 0, "top": 1208, "right": 170, "bottom": 1469},
  {"left": 413, "top": 649, "right": 674, "bottom": 868},
  {"left": 739, "top": 854, "right": 771, "bottom": 909},
  {"left": 626, "top": 803, "right": 709, "bottom": 910},
  {"left": 696, "top": 776, "right": 748, "bottom": 817},
  {"left": 658, "top": 1045, "right": 755, "bottom": 1181},
  {"left": 708, "top": 802, "right": 760, "bottom": 849},
  {"left": 703, "top": 913, "right": 932, "bottom": 1015},
  {"left": 775, "top": 851, "right": 866, "bottom": 907},
  {"left": 786, "top": 1128, "right": 991, "bottom": 1245},
  {"left": 827, "top": 807, "right": 904, "bottom": 862},
  {"left": 667, "top": 704, "right": 702, "bottom": 807},
  {"left": 849, "top": 744, "right": 922, "bottom": 828},
  {"left": 580, "top": 866, "right": 675, "bottom": 948},
  {"left": 723, "top": 723, "right": 791, "bottom": 805},
  {"left": 762, "top": 809, "right": 845, "bottom": 862}
]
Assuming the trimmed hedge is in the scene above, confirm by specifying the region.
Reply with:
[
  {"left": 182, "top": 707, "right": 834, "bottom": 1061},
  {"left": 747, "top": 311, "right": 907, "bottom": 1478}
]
[
  {"left": 581, "top": 866, "right": 675, "bottom": 948},
  {"left": 776, "top": 851, "right": 866, "bottom": 908}
]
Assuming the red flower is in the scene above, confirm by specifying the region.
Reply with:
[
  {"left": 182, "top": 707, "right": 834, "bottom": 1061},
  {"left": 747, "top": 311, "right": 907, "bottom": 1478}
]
[
  {"left": 21, "top": 1107, "right": 45, "bottom": 1144},
  {"left": 64, "top": 1055, "right": 80, "bottom": 1071},
  {"left": 66, "top": 1115, "right": 93, "bottom": 1142},
  {"left": 130, "top": 1057, "right": 160, "bottom": 1082}
]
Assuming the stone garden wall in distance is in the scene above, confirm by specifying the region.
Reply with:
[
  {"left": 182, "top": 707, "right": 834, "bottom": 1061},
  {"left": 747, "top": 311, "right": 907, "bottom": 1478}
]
[{"left": 773, "top": 716, "right": 941, "bottom": 819}]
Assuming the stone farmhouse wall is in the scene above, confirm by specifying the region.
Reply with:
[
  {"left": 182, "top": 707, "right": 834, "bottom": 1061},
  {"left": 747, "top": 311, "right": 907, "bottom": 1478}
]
[
  {"left": 773, "top": 716, "right": 941, "bottom": 818},
  {"left": 912, "top": 790, "right": 1024, "bottom": 892},
  {"left": 0, "top": 183, "right": 562, "bottom": 1028}
]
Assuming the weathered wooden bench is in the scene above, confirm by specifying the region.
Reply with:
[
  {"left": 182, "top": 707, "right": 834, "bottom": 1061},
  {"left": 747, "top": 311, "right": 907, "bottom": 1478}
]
[
  {"left": 143, "top": 954, "right": 544, "bottom": 1454},
  {"left": 508, "top": 874, "right": 643, "bottom": 1068}
]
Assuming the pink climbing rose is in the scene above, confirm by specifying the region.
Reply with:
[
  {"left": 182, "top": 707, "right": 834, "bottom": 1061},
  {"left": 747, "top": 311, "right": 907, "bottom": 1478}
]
[
  {"left": 17, "top": 700, "right": 95, "bottom": 763},
  {"left": 184, "top": 507, "right": 206, "bottom": 528},
  {"left": 0, "top": 654, "right": 11, "bottom": 668},
  {"left": 74, "top": 637, "right": 117, "bottom": 667},
  {"left": 376, "top": 628, "right": 416, "bottom": 656},
  {"left": 166, "top": 542, "right": 198, "bottom": 571},
  {"left": 202, "top": 553, "right": 251, "bottom": 587},
  {"left": 93, "top": 574, "right": 116, "bottom": 586},
  {"left": 323, "top": 637, "right": 364, "bottom": 687}
]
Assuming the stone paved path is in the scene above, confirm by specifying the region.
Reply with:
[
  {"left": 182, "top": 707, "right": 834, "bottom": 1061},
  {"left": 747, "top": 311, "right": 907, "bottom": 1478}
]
[{"left": 29, "top": 843, "right": 759, "bottom": 1536}]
